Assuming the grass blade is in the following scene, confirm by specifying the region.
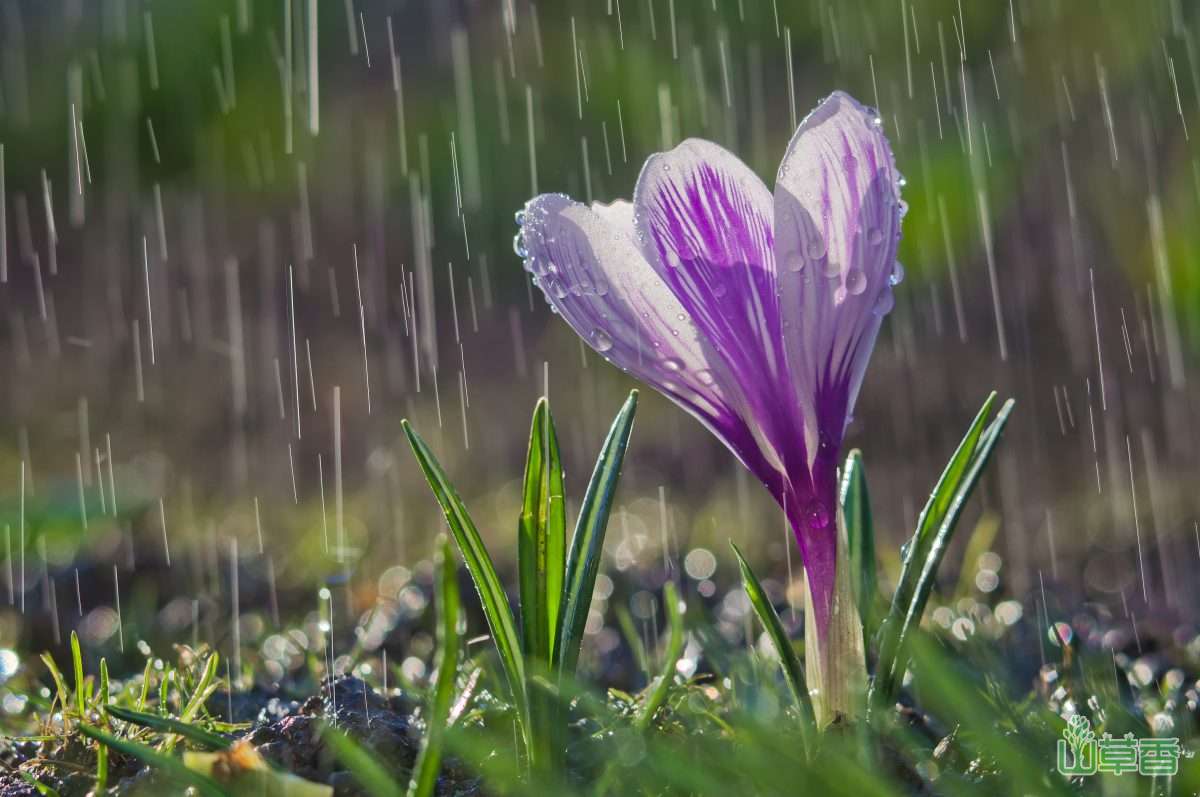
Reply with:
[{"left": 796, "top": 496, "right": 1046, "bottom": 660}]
[
  {"left": 555, "top": 390, "right": 638, "bottom": 678},
  {"left": 105, "top": 705, "right": 230, "bottom": 751},
  {"left": 78, "top": 723, "right": 229, "bottom": 797},
  {"left": 730, "top": 541, "right": 814, "bottom": 752},
  {"left": 402, "top": 419, "right": 526, "bottom": 713},
  {"left": 322, "top": 726, "right": 403, "bottom": 797},
  {"left": 408, "top": 538, "right": 462, "bottom": 797},
  {"left": 636, "top": 581, "right": 685, "bottom": 730},
  {"left": 518, "top": 398, "right": 566, "bottom": 666},
  {"left": 839, "top": 450, "right": 875, "bottom": 633},
  {"left": 70, "top": 631, "right": 85, "bottom": 718},
  {"left": 39, "top": 653, "right": 69, "bottom": 714},
  {"left": 873, "top": 395, "right": 1013, "bottom": 703},
  {"left": 889, "top": 399, "right": 1014, "bottom": 683}
]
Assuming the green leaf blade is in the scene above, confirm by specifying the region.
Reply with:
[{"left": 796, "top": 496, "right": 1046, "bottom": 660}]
[
  {"left": 518, "top": 399, "right": 566, "bottom": 667},
  {"left": 78, "top": 724, "right": 228, "bottom": 797},
  {"left": 839, "top": 450, "right": 875, "bottom": 634},
  {"left": 873, "top": 394, "right": 1014, "bottom": 704},
  {"left": 402, "top": 420, "right": 525, "bottom": 712},
  {"left": 730, "top": 541, "right": 814, "bottom": 753},
  {"left": 408, "top": 539, "right": 462, "bottom": 797},
  {"left": 555, "top": 390, "right": 638, "bottom": 679}
]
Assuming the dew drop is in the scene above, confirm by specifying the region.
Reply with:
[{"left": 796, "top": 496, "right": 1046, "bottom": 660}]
[
  {"left": 514, "top": 209, "right": 526, "bottom": 225},
  {"left": 512, "top": 233, "right": 527, "bottom": 257},
  {"left": 662, "top": 357, "right": 685, "bottom": 372},
  {"left": 805, "top": 236, "right": 827, "bottom": 260},
  {"left": 805, "top": 502, "right": 830, "bottom": 529},
  {"left": 867, "top": 228, "right": 883, "bottom": 246},
  {"left": 822, "top": 257, "right": 842, "bottom": 278},
  {"left": 845, "top": 268, "right": 867, "bottom": 295},
  {"left": 785, "top": 251, "right": 807, "bottom": 272},
  {"left": 873, "top": 290, "right": 896, "bottom": 316},
  {"left": 591, "top": 329, "right": 614, "bottom": 353},
  {"left": 696, "top": 369, "right": 715, "bottom": 385},
  {"left": 890, "top": 261, "right": 906, "bottom": 286}
]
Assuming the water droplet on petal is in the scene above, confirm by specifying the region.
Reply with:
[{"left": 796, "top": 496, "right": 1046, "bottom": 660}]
[
  {"left": 805, "top": 236, "right": 827, "bottom": 259},
  {"left": 696, "top": 369, "right": 715, "bottom": 385},
  {"left": 867, "top": 228, "right": 883, "bottom": 246},
  {"left": 846, "top": 268, "right": 867, "bottom": 295},
  {"left": 890, "top": 261, "right": 906, "bottom": 286},
  {"left": 805, "top": 502, "right": 830, "bottom": 529},
  {"left": 873, "top": 290, "right": 896, "bottom": 316},
  {"left": 513, "top": 233, "right": 527, "bottom": 257},
  {"left": 822, "top": 257, "right": 842, "bottom": 278},
  {"left": 785, "top": 251, "right": 806, "bottom": 272},
  {"left": 591, "top": 329, "right": 614, "bottom": 352},
  {"left": 514, "top": 209, "right": 526, "bottom": 225},
  {"left": 713, "top": 282, "right": 728, "bottom": 298},
  {"left": 662, "top": 357, "right": 684, "bottom": 372}
]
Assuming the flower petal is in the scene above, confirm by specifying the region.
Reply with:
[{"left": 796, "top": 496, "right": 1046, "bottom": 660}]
[
  {"left": 632, "top": 140, "right": 808, "bottom": 488},
  {"left": 772, "top": 91, "right": 903, "bottom": 637},
  {"left": 774, "top": 91, "right": 903, "bottom": 465},
  {"left": 516, "top": 194, "right": 779, "bottom": 485}
]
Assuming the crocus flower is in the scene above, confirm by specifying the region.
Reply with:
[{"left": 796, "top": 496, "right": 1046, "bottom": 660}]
[{"left": 513, "top": 91, "right": 903, "bottom": 650}]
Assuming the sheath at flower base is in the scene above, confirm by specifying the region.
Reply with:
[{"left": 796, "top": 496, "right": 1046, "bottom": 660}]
[{"left": 514, "top": 91, "right": 904, "bottom": 722}]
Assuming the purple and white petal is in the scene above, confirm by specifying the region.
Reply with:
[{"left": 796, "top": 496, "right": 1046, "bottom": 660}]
[
  {"left": 632, "top": 140, "right": 808, "bottom": 490},
  {"left": 516, "top": 194, "right": 780, "bottom": 485},
  {"left": 774, "top": 91, "right": 904, "bottom": 468}
]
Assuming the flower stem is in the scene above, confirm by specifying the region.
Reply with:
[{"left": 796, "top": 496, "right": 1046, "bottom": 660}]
[{"left": 805, "top": 506, "right": 867, "bottom": 726}]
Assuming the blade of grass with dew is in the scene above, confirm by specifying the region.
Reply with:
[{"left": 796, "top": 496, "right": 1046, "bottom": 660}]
[
  {"left": 839, "top": 449, "right": 875, "bottom": 633},
  {"left": 730, "top": 541, "right": 814, "bottom": 750},
  {"left": 39, "top": 653, "right": 69, "bottom": 715},
  {"left": 873, "top": 392, "right": 997, "bottom": 701},
  {"left": 70, "top": 631, "right": 86, "bottom": 718},
  {"left": 322, "top": 725, "right": 403, "bottom": 797},
  {"left": 401, "top": 419, "right": 526, "bottom": 712},
  {"left": 556, "top": 390, "right": 638, "bottom": 678},
  {"left": 180, "top": 652, "right": 221, "bottom": 724},
  {"left": 518, "top": 398, "right": 566, "bottom": 666},
  {"left": 636, "top": 581, "right": 685, "bottom": 730},
  {"left": 106, "top": 705, "right": 230, "bottom": 750},
  {"left": 517, "top": 400, "right": 566, "bottom": 774},
  {"left": 136, "top": 658, "right": 153, "bottom": 712},
  {"left": 882, "top": 399, "right": 1015, "bottom": 696},
  {"left": 96, "top": 658, "right": 109, "bottom": 710},
  {"left": 408, "top": 538, "right": 462, "bottom": 797},
  {"left": 78, "top": 723, "right": 229, "bottom": 797}
]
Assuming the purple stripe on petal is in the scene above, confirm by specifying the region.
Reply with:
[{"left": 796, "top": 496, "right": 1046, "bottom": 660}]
[
  {"left": 517, "top": 193, "right": 781, "bottom": 490},
  {"left": 632, "top": 140, "right": 811, "bottom": 501}
]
